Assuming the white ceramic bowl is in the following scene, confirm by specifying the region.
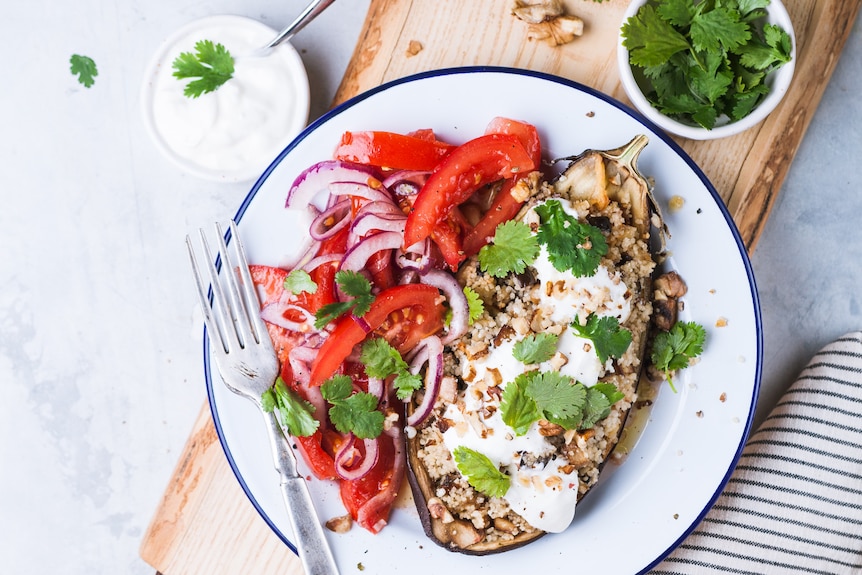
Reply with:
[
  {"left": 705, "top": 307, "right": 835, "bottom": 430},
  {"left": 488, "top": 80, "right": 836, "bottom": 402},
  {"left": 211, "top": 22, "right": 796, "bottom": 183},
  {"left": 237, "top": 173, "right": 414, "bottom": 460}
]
[
  {"left": 617, "top": 0, "right": 795, "bottom": 140},
  {"left": 141, "top": 15, "right": 310, "bottom": 183}
]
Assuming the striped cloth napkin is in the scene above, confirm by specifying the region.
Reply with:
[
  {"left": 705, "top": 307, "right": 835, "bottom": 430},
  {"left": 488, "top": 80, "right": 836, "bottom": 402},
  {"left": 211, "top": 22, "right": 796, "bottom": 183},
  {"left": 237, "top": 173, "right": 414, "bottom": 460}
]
[{"left": 652, "top": 331, "right": 862, "bottom": 575}]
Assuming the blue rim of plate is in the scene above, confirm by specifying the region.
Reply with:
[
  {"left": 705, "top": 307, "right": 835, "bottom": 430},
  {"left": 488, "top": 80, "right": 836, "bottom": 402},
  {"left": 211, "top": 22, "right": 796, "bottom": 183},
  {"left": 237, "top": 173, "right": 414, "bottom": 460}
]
[{"left": 203, "top": 65, "right": 763, "bottom": 573}]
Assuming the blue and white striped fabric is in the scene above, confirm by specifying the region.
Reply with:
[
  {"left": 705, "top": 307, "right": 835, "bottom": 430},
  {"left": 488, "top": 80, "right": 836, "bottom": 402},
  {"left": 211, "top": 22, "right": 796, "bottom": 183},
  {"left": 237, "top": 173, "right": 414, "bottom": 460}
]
[{"left": 652, "top": 331, "right": 862, "bottom": 575}]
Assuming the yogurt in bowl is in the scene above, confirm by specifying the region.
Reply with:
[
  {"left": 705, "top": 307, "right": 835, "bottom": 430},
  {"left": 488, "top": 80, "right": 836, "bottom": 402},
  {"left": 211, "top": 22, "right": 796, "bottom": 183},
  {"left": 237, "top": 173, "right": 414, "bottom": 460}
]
[{"left": 141, "top": 15, "right": 310, "bottom": 183}]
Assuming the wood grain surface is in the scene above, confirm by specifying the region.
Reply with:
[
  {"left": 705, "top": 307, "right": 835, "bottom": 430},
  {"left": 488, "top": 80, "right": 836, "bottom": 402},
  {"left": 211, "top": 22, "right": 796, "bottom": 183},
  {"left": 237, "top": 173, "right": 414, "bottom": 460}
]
[{"left": 140, "top": 1, "right": 862, "bottom": 573}]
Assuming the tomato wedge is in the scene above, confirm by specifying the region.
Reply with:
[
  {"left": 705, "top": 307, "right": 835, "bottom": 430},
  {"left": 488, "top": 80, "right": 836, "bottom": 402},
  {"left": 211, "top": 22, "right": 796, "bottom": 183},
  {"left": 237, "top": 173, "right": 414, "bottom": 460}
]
[
  {"left": 462, "top": 118, "right": 542, "bottom": 256},
  {"left": 309, "top": 284, "right": 444, "bottom": 386},
  {"left": 402, "top": 133, "right": 535, "bottom": 249},
  {"left": 334, "top": 130, "right": 455, "bottom": 171}
]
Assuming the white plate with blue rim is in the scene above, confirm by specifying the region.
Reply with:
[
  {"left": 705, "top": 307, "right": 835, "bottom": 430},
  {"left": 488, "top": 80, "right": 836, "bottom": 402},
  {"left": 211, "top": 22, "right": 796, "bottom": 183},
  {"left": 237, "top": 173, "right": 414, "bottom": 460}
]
[{"left": 204, "top": 67, "right": 762, "bottom": 574}]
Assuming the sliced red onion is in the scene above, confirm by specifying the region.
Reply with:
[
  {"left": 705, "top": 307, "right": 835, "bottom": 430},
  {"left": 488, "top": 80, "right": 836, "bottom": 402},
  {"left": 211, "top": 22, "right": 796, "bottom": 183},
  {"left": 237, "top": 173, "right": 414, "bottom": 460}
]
[
  {"left": 334, "top": 433, "right": 380, "bottom": 481},
  {"left": 260, "top": 302, "right": 315, "bottom": 332},
  {"left": 351, "top": 212, "right": 407, "bottom": 237},
  {"left": 309, "top": 200, "right": 351, "bottom": 241},
  {"left": 350, "top": 313, "right": 372, "bottom": 334},
  {"left": 288, "top": 346, "right": 326, "bottom": 421},
  {"left": 329, "top": 181, "right": 393, "bottom": 205},
  {"left": 395, "top": 239, "right": 433, "bottom": 273},
  {"left": 367, "top": 376, "right": 385, "bottom": 401},
  {"left": 340, "top": 231, "right": 403, "bottom": 273},
  {"left": 356, "top": 200, "right": 405, "bottom": 219},
  {"left": 420, "top": 269, "right": 469, "bottom": 345},
  {"left": 381, "top": 170, "right": 429, "bottom": 191},
  {"left": 286, "top": 160, "right": 378, "bottom": 209},
  {"left": 300, "top": 253, "right": 343, "bottom": 273},
  {"left": 407, "top": 335, "right": 444, "bottom": 427}
]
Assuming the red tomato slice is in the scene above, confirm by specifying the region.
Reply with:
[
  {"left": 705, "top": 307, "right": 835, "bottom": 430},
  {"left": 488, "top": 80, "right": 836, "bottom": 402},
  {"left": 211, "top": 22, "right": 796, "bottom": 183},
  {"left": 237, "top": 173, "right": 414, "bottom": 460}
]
[
  {"left": 339, "top": 428, "right": 402, "bottom": 533},
  {"left": 309, "top": 284, "right": 444, "bottom": 386},
  {"left": 402, "top": 133, "right": 535, "bottom": 248},
  {"left": 334, "top": 130, "right": 455, "bottom": 171},
  {"left": 462, "top": 118, "right": 542, "bottom": 256}
]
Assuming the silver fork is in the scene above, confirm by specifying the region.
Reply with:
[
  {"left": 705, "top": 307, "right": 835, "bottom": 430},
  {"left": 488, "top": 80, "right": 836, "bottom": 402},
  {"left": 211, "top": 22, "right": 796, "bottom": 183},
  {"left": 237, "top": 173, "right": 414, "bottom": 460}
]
[{"left": 186, "top": 220, "right": 340, "bottom": 575}]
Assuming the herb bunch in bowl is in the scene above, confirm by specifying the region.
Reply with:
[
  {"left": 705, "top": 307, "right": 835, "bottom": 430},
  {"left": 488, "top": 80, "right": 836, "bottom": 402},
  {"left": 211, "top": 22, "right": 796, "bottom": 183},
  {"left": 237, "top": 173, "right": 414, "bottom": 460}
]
[{"left": 621, "top": 0, "right": 793, "bottom": 131}]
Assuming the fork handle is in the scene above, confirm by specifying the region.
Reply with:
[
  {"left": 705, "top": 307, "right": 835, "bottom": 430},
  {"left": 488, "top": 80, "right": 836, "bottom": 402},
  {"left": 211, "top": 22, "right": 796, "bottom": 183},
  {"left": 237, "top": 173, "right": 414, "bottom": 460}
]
[{"left": 264, "top": 412, "right": 341, "bottom": 574}]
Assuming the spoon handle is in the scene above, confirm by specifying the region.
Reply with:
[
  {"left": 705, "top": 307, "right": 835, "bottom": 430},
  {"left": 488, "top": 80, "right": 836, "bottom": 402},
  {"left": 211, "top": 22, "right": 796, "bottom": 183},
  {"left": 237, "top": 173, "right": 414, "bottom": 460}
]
[{"left": 266, "top": 0, "right": 337, "bottom": 49}]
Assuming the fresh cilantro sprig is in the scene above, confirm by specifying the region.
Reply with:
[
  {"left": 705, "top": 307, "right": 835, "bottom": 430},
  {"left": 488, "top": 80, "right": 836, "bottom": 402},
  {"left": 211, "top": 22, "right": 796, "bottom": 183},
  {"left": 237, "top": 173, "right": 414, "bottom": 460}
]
[
  {"left": 535, "top": 200, "right": 608, "bottom": 277},
  {"left": 500, "top": 371, "right": 624, "bottom": 434},
  {"left": 464, "top": 286, "right": 485, "bottom": 324},
  {"left": 478, "top": 220, "right": 540, "bottom": 278},
  {"left": 262, "top": 377, "right": 319, "bottom": 437},
  {"left": 70, "top": 54, "right": 98, "bottom": 88},
  {"left": 321, "top": 375, "right": 385, "bottom": 439},
  {"left": 284, "top": 269, "right": 317, "bottom": 295},
  {"left": 172, "top": 40, "right": 235, "bottom": 98},
  {"left": 651, "top": 321, "right": 706, "bottom": 392},
  {"left": 513, "top": 333, "right": 559, "bottom": 365},
  {"left": 453, "top": 446, "right": 510, "bottom": 498},
  {"left": 621, "top": 0, "right": 793, "bottom": 129},
  {"left": 570, "top": 314, "right": 633, "bottom": 364},
  {"left": 360, "top": 338, "right": 422, "bottom": 400},
  {"left": 314, "top": 271, "right": 375, "bottom": 329}
]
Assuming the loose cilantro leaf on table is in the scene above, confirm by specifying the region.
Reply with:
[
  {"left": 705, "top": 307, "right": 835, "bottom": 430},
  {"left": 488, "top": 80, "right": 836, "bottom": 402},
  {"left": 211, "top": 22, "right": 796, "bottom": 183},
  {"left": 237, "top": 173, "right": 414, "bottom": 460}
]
[
  {"left": 513, "top": 333, "right": 559, "bottom": 365},
  {"left": 651, "top": 321, "right": 706, "bottom": 392},
  {"left": 321, "top": 375, "right": 385, "bottom": 439},
  {"left": 172, "top": 40, "right": 235, "bottom": 98},
  {"left": 284, "top": 269, "right": 317, "bottom": 295},
  {"left": 70, "top": 54, "right": 98, "bottom": 88},
  {"left": 360, "top": 338, "right": 422, "bottom": 400},
  {"left": 621, "top": 0, "right": 793, "bottom": 129},
  {"left": 453, "top": 446, "right": 510, "bottom": 498},
  {"left": 262, "top": 377, "right": 319, "bottom": 437},
  {"left": 535, "top": 200, "right": 607, "bottom": 277},
  {"left": 571, "top": 314, "right": 632, "bottom": 364},
  {"left": 314, "top": 270, "right": 375, "bottom": 329},
  {"left": 478, "top": 220, "right": 539, "bottom": 278}
]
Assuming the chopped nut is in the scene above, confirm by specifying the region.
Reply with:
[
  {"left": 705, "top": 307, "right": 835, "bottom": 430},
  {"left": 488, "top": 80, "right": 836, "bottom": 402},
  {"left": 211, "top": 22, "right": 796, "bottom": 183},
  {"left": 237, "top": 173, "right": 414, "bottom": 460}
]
[
  {"left": 715, "top": 317, "right": 728, "bottom": 327},
  {"left": 325, "top": 514, "right": 353, "bottom": 533},
  {"left": 427, "top": 498, "right": 455, "bottom": 523},
  {"left": 406, "top": 39, "right": 423, "bottom": 57},
  {"left": 538, "top": 419, "right": 565, "bottom": 436}
]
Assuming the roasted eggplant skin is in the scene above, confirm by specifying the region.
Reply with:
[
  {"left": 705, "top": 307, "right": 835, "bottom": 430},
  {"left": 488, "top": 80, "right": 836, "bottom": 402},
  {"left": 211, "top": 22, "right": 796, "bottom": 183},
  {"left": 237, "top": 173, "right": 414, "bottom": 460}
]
[{"left": 406, "top": 136, "right": 660, "bottom": 555}]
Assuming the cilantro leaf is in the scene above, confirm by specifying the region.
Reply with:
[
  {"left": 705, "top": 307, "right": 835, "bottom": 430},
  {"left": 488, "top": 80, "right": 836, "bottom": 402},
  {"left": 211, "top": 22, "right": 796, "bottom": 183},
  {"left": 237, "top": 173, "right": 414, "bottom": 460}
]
[
  {"left": 478, "top": 221, "right": 540, "bottom": 278},
  {"left": 70, "top": 54, "right": 98, "bottom": 88},
  {"left": 500, "top": 374, "right": 542, "bottom": 435},
  {"left": 535, "top": 200, "right": 607, "bottom": 277},
  {"left": 580, "top": 387, "right": 613, "bottom": 429},
  {"left": 360, "top": 338, "right": 422, "bottom": 401},
  {"left": 650, "top": 321, "right": 706, "bottom": 392},
  {"left": 262, "top": 378, "right": 319, "bottom": 437},
  {"left": 314, "top": 270, "right": 374, "bottom": 329},
  {"left": 571, "top": 314, "right": 632, "bottom": 364},
  {"left": 621, "top": 4, "right": 690, "bottom": 67},
  {"left": 512, "top": 333, "right": 559, "bottom": 365},
  {"left": 453, "top": 446, "right": 510, "bottom": 498},
  {"left": 361, "top": 338, "right": 409, "bottom": 379},
  {"left": 284, "top": 269, "right": 318, "bottom": 295},
  {"left": 172, "top": 40, "right": 235, "bottom": 98},
  {"left": 464, "top": 286, "right": 485, "bottom": 324},
  {"left": 321, "top": 375, "right": 384, "bottom": 439},
  {"left": 525, "top": 371, "right": 586, "bottom": 429},
  {"left": 500, "top": 371, "right": 588, "bottom": 434},
  {"left": 621, "top": 0, "right": 793, "bottom": 130}
]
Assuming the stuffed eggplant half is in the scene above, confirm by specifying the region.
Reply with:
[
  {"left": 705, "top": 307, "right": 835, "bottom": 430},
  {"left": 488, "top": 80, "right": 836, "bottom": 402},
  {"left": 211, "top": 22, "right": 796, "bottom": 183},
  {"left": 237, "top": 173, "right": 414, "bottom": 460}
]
[{"left": 406, "top": 135, "right": 660, "bottom": 554}]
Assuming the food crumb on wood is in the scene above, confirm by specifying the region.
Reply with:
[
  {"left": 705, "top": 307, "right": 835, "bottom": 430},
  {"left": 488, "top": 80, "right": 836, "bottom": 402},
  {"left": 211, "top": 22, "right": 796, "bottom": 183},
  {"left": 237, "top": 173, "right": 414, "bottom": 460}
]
[
  {"left": 511, "top": 0, "right": 584, "bottom": 46},
  {"left": 406, "top": 40, "right": 423, "bottom": 57}
]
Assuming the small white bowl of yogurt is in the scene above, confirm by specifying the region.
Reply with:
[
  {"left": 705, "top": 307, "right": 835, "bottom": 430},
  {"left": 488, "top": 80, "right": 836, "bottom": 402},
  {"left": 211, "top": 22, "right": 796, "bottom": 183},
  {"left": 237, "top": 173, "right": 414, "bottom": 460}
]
[{"left": 141, "top": 15, "right": 310, "bottom": 183}]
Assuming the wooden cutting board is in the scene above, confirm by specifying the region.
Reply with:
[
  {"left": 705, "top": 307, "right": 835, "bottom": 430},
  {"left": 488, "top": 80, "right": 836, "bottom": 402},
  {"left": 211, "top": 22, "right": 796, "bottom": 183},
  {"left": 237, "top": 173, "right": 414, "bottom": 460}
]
[{"left": 140, "top": 1, "right": 861, "bottom": 573}]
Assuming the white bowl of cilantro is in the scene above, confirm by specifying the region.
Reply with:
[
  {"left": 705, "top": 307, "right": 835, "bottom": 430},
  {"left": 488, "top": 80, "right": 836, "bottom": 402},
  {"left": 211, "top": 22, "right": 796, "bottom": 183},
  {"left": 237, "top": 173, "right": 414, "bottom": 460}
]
[
  {"left": 618, "top": 0, "right": 795, "bottom": 140},
  {"left": 141, "top": 15, "right": 310, "bottom": 182}
]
